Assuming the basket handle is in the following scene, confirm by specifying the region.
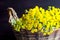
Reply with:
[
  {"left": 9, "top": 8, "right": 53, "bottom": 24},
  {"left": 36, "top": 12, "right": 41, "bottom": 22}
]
[{"left": 8, "top": 7, "right": 19, "bottom": 23}]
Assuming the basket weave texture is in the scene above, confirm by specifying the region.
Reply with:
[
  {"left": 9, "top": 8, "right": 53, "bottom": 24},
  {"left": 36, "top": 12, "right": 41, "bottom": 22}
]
[{"left": 14, "top": 29, "right": 48, "bottom": 40}]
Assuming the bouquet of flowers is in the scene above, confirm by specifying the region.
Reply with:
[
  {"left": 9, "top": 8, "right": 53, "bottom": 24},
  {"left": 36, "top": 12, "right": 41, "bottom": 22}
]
[{"left": 8, "top": 6, "right": 60, "bottom": 36}]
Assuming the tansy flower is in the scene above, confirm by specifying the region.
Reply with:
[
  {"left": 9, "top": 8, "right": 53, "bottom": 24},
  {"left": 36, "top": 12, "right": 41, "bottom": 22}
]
[{"left": 38, "top": 23, "right": 42, "bottom": 30}]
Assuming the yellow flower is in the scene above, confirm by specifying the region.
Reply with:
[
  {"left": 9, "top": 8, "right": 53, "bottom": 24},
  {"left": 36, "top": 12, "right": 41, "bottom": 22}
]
[
  {"left": 26, "top": 24, "right": 33, "bottom": 30},
  {"left": 47, "top": 32, "right": 51, "bottom": 35},
  {"left": 31, "top": 30, "right": 35, "bottom": 33},
  {"left": 38, "top": 23, "right": 42, "bottom": 30},
  {"left": 56, "top": 24, "right": 60, "bottom": 30},
  {"left": 19, "top": 18, "right": 22, "bottom": 21},
  {"left": 40, "top": 7, "right": 43, "bottom": 11},
  {"left": 35, "top": 6, "right": 39, "bottom": 11},
  {"left": 45, "top": 22, "right": 50, "bottom": 31},
  {"left": 53, "top": 22, "right": 57, "bottom": 26},
  {"left": 41, "top": 29, "right": 44, "bottom": 33},
  {"left": 34, "top": 29, "right": 38, "bottom": 32},
  {"left": 49, "top": 30, "right": 53, "bottom": 34},
  {"left": 31, "top": 29, "right": 37, "bottom": 33},
  {"left": 33, "top": 23, "right": 37, "bottom": 28},
  {"left": 56, "top": 15, "right": 60, "bottom": 21},
  {"left": 42, "top": 18, "right": 47, "bottom": 24},
  {"left": 22, "top": 25, "right": 25, "bottom": 29},
  {"left": 43, "top": 32, "right": 46, "bottom": 35},
  {"left": 50, "top": 10, "right": 54, "bottom": 16}
]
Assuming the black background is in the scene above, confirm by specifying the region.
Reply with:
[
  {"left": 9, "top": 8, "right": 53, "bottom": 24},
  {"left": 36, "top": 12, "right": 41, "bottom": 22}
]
[{"left": 0, "top": 0, "right": 60, "bottom": 40}]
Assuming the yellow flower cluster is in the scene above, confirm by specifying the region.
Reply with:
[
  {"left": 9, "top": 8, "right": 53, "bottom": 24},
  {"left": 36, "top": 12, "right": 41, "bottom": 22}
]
[{"left": 12, "top": 6, "right": 60, "bottom": 36}]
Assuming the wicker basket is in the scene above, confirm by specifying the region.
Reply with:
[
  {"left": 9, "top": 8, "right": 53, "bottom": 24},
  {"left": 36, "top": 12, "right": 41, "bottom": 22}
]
[
  {"left": 8, "top": 8, "right": 53, "bottom": 40},
  {"left": 14, "top": 29, "right": 48, "bottom": 40}
]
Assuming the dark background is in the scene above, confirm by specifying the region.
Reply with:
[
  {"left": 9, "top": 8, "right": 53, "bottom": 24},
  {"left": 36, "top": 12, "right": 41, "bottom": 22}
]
[{"left": 0, "top": 0, "right": 60, "bottom": 40}]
